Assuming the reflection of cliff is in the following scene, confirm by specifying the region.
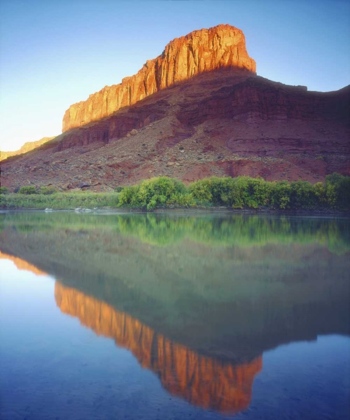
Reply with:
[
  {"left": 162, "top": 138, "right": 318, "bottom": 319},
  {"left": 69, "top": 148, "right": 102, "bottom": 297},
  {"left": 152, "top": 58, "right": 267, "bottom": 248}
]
[
  {"left": 1, "top": 213, "right": 349, "bottom": 363},
  {"left": 0, "top": 251, "right": 47, "bottom": 276},
  {"left": 55, "top": 282, "right": 262, "bottom": 414}
]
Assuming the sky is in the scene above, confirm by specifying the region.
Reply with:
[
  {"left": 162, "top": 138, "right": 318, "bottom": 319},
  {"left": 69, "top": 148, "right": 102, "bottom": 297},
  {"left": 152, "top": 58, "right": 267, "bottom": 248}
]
[{"left": 1, "top": 0, "right": 349, "bottom": 152}]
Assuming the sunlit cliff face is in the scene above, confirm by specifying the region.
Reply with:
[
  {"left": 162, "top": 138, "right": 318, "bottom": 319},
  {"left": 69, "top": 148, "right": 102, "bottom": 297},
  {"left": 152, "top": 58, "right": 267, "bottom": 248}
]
[
  {"left": 62, "top": 24, "right": 256, "bottom": 132},
  {"left": 0, "top": 251, "right": 47, "bottom": 276},
  {"left": 55, "top": 282, "right": 262, "bottom": 414}
]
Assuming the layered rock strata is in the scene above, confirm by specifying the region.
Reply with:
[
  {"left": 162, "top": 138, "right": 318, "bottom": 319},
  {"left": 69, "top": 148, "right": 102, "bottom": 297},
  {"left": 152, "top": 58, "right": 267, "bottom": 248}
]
[{"left": 62, "top": 24, "right": 256, "bottom": 132}]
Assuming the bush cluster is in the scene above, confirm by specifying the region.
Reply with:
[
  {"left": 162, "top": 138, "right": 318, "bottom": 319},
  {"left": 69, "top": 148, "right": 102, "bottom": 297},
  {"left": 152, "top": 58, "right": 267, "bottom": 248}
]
[
  {"left": 189, "top": 174, "right": 350, "bottom": 210},
  {"left": 18, "top": 186, "right": 38, "bottom": 195},
  {"left": 118, "top": 177, "right": 194, "bottom": 210},
  {"left": 2, "top": 173, "right": 349, "bottom": 211},
  {"left": 118, "top": 174, "right": 350, "bottom": 211},
  {"left": 16, "top": 186, "right": 58, "bottom": 195}
]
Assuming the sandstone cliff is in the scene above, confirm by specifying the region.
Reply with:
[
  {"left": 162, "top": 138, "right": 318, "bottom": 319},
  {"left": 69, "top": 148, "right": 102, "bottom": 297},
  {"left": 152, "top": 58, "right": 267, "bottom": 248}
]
[
  {"left": 1, "top": 25, "right": 349, "bottom": 191},
  {"left": 62, "top": 24, "right": 256, "bottom": 132},
  {"left": 0, "top": 137, "right": 55, "bottom": 161}
]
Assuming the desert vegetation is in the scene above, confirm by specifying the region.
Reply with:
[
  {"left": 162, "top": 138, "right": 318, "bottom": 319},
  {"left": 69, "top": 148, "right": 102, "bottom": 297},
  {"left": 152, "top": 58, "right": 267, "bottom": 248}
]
[
  {"left": 118, "top": 177, "right": 194, "bottom": 210},
  {"left": 118, "top": 174, "right": 350, "bottom": 211},
  {"left": 0, "top": 190, "right": 119, "bottom": 209},
  {"left": 0, "top": 173, "right": 349, "bottom": 211}
]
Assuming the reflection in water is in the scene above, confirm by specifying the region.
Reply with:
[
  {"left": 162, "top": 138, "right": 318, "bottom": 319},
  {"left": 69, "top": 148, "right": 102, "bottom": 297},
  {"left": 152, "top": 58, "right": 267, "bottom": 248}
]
[
  {"left": 55, "top": 282, "right": 262, "bottom": 414},
  {"left": 1, "top": 211, "right": 349, "bottom": 253},
  {"left": 0, "top": 251, "right": 47, "bottom": 276},
  {"left": 0, "top": 212, "right": 349, "bottom": 417}
]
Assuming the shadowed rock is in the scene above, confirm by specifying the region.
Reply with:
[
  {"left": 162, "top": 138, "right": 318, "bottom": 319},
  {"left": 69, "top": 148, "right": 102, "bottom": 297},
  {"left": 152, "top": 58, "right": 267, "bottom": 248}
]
[{"left": 62, "top": 24, "right": 256, "bottom": 132}]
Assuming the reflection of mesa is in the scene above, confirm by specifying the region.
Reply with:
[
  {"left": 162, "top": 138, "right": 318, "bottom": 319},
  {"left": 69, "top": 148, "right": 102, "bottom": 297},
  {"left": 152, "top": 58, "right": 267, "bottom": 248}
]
[
  {"left": 55, "top": 282, "right": 262, "bottom": 414},
  {"left": 0, "top": 251, "right": 47, "bottom": 276}
]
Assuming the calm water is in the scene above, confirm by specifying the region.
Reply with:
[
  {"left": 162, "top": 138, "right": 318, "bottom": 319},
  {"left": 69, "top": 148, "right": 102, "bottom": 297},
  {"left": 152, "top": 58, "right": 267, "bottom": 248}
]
[{"left": 0, "top": 211, "right": 349, "bottom": 420}]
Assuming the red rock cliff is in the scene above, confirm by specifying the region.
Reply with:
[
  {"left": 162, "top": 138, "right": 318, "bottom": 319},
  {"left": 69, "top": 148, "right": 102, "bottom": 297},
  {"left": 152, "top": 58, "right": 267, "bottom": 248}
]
[
  {"left": 55, "top": 282, "right": 262, "bottom": 414},
  {"left": 62, "top": 24, "right": 256, "bottom": 132}
]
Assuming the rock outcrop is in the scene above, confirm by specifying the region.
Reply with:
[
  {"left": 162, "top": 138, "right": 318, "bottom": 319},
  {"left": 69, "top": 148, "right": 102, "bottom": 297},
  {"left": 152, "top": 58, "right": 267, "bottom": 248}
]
[
  {"left": 0, "top": 137, "right": 55, "bottom": 161},
  {"left": 55, "top": 282, "right": 262, "bottom": 414},
  {"left": 62, "top": 24, "right": 256, "bottom": 132},
  {"left": 1, "top": 25, "right": 349, "bottom": 191}
]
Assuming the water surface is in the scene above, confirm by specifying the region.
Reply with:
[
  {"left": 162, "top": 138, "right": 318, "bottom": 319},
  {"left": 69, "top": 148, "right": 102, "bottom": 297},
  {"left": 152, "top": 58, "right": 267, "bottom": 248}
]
[{"left": 0, "top": 212, "right": 349, "bottom": 419}]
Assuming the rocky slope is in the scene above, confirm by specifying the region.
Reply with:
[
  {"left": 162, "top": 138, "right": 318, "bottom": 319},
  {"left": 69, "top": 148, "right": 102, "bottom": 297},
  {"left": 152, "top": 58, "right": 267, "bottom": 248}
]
[
  {"left": 1, "top": 25, "right": 349, "bottom": 191},
  {"left": 0, "top": 137, "right": 55, "bottom": 162}
]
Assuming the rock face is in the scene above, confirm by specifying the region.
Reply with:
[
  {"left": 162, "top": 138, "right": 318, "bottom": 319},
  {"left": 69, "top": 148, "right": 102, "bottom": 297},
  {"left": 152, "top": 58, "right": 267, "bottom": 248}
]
[
  {"left": 55, "top": 282, "right": 262, "bottom": 414},
  {"left": 62, "top": 24, "right": 256, "bottom": 132},
  {"left": 0, "top": 137, "right": 55, "bottom": 161},
  {"left": 1, "top": 25, "right": 349, "bottom": 191}
]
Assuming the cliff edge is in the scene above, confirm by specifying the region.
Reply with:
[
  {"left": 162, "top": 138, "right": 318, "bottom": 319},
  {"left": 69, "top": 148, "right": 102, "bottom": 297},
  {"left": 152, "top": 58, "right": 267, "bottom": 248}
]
[{"left": 62, "top": 24, "right": 256, "bottom": 132}]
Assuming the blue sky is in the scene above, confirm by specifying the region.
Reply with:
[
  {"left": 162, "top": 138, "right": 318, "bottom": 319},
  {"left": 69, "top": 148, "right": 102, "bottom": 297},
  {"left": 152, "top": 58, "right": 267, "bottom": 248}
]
[{"left": 1, "top": 0, "right": 349, "bottom": 151}]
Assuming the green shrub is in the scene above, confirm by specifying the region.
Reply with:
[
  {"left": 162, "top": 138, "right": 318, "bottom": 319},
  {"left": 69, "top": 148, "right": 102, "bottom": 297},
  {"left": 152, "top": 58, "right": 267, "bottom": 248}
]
[
  {"left": 227, "top": 177, "right": 271, "bottom": 208},
  {"left": 289, "top": 180, "right": 317, "bottom": 209},
  {"left": 114, "top": 186, "right": 124, "bottom": 193},
  {"left": 18, "top": 186, "right": 38, "bottom": 195},
  {"left": 0, "top": 187, "right": 9, "bottom": 195},
  {"left": 190, "top": 176, "right": 271, "bottom": 208},
  {"left": 39, "top": 186, "right": 57, "bottom": 195},
  {"left": 189, "top": 178, "right": 214, "bottom": 202},
  {"left": 190, "top": 175, "right": 350, "bottom": 210},
  {"left": 0, "top": 192, "right": 119, "bottom": 209},
  {"left": 118, "top": 177, "right": 192, "bottom": 210},
  {"left": 325, "top": 173, "right": 350, "bottom": 210}
]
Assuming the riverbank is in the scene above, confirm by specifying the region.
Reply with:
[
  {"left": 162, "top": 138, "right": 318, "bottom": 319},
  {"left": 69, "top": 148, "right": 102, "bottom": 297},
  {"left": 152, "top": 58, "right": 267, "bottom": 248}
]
[
  {"left": 1, "top": 206, "right": 349, "bottom": 218},
  {"left": 0, "top": 192, "right": 120, "bottom": 210},
  {"left": 1, "top": 174, "right": 349, "bottom": 212}
]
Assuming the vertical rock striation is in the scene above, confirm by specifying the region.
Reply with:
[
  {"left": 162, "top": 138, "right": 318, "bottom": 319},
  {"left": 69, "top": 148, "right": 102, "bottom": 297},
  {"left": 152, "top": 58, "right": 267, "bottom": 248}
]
[{"left": 62, "top": 24, "right": 256, "bottom": 132}]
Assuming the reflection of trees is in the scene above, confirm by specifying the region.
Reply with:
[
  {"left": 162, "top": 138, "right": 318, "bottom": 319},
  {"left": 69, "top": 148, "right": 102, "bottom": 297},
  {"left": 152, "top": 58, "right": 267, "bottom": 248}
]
[
  {"left": 55, "top": 282, "right": 262, "bottom": 414},
  {"left": 1, "top": 212, "right": 349, "bottom": 253}
]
